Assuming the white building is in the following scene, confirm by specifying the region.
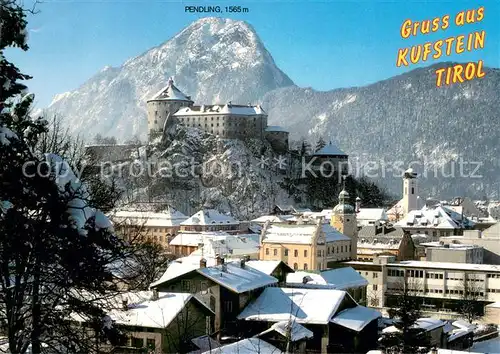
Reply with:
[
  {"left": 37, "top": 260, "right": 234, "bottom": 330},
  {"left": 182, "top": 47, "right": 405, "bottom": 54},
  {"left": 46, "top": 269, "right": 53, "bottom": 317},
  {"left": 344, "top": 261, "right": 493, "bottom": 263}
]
[
  {"left": 394, "top": 205, "right": 474, "bottom": 238},
  {"left": 346, "top": 256, "right": 500, "bottom": 315}
]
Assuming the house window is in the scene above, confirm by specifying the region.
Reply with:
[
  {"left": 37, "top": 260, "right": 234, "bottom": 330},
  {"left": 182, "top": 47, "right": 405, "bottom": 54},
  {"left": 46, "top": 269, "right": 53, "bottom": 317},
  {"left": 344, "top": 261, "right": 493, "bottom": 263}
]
[
  {"left": 284, "top": 249, "right": 288, "bottom": 256},
  {"left": 294, "top": 250, "right": 298, "bottom": 257},
  {"left": 373, "top": 284, "right": 378, "bottom": 291},
  {"left": 209, "top": 296, "right": 216, "bottom": 312},
  {"left": 224, "top": 301, "right": 233, "bottom": 312},
  {"left": 304, "top": 263, "right": 308, "bottom": 270},
  {"left": 411, "top": 187, "right": 414, "bottom": 194},
  {"left": 293, "top": 263, "right": 298, "bottom": 270},
  {"left": 201, "top": 281, "right": 208, "bottom": 294},
  {"left": 273, "top": 249, "right": 278, "bottom": 256},
  {"left": 266, "top": 248, "right": 269, "bottom": 255},
  {"left": 181, "top": 280, "right": 191, "bottom": 292},
  {"left": 373, "top": 272, "right": 378, "bottom": 278},
  {"left": 131, "top": 337, "right": 144, "bottom": 348},
  {"left": 303, "top": 250, "right": 308, "bottom": 257},
  {"left": 146, "top": 338, "right": 156, "bottom": 350}
]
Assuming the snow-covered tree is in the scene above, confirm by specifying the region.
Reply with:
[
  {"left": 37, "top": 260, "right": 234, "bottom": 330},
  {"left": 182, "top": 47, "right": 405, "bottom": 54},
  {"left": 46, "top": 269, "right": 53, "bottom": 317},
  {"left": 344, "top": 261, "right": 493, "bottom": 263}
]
[
  {"left": 0, "top": 2, "right": 130, "bottom": 352},
  {"left": 314, "top": 137, "right": 326, "bottom": 152}
]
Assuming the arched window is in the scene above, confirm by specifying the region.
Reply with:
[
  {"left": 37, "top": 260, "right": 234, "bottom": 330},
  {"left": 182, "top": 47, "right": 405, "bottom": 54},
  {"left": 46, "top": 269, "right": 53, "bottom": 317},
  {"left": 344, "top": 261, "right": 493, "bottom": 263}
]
[
  {"left": 304, "top": 263, "right": 308, "bottom": 270},
  {"left": 293, "top": 263, "right": 298, "bottom": 270},
  {"left": 294, "top": 250, "right": 298, "bottom": 257}
]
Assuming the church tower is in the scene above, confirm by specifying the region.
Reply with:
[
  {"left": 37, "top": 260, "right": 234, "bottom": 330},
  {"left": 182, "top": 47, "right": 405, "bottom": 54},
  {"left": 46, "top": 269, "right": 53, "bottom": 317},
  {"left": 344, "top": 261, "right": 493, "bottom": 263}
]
[
  {"left": 330, "top": 189, "right": 358, "bottom": 260},
  {"left": 146, "top": 78, "right": 193, "bottom": 141},
  {"left": 402, "top": 167, "right": 418, "bottom": 216}
]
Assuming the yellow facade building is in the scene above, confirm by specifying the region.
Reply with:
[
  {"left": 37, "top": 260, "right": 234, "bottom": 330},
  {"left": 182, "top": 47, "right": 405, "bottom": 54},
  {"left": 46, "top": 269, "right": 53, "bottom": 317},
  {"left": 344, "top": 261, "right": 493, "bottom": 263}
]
[{"left": 259, "top": 220, "right": 352, "bottom": 271}]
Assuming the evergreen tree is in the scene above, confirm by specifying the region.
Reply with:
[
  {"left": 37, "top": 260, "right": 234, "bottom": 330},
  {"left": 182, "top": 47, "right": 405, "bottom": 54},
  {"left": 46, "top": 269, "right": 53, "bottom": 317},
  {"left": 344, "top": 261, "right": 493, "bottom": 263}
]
[
  {"left": 0, "top": 2, "right": 129, "bottom": 352},
  {"left": 379, "top": 278, "right": 431, "bottom": 354},
  {"left": 314, "top": 137, "right": 326, "bottom": 152}
]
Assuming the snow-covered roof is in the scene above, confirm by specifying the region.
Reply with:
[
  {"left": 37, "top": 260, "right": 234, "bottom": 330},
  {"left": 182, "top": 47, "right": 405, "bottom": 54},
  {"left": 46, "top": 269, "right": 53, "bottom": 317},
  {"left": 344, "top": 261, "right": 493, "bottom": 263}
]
[
  {"left": 265, "top": 125, "right": 289, "bottom": 133},
  {"left": 257, "top": 320, "right": 313, "bottom": 342},
  {"left": 286, "top": 267, "right": 368, "bottom": 290},
  {"left": 395, "top": 206, "right": 474, "bottom": 230},
  {"left": 110, "top": 208, "right": 188, "bottom": 227},
  {"left": 151, "top": 260, "right": 278, "bottom": 293},
  {"left": 174, "top": 104, "right": 266, "bottom": 117},
  {"left": 390, "top": 260, "right": 500, "bottom": 273},
  {"left": 149, "top": 79, "right": 192, "bottom": 102},
  {"left": 107, "top": 292, "right": 208, "bottom": 329},
  {"left": 330, "top": 305, "right": 381, "bottom": 331},
  {"left": 169, "top": 232, "right": 259, "bottom": 257},
  {"left": 245, "top": 260, "right": 283, "bottom": 275},
  {"left": 150, "top": 261, "right": 199, "bottom": 288},
  {"left": 251, "top": 215, "right": 286, "bottom": 223},
  {"left": 313, "top": 141, "right": 347, "bottom": 156},
  {"left": 237, "top": 287, "right": 348, "bottom": 325},
  {"left": 471, "top": 336, "right": 500, "bottom": 353},
  {"left": 197, "top": 262, "right": 278, "bottom": 293},
  {"left": 322, "top": 223, "right": 351, "bottom": 242},
  {"left": 201, "top": 338, "right": 281, "bottom": 354},
  {"left": 357, "top": 208, "right": 388, "bottom": 222},
  {"left": 414, "top": 318, "right": 445, "bottom": 331},
  {"left": 189, "top": 234, "right": 260, "bottom": 257},
  {"left": 181, "top": 209, "right": 240, "bottom": 226},
  {"left": 169, "top": 232, "right": 205, "bottom": 246},
  {"left": 262, "top": 223, "right": 349, "bottom": 245}
]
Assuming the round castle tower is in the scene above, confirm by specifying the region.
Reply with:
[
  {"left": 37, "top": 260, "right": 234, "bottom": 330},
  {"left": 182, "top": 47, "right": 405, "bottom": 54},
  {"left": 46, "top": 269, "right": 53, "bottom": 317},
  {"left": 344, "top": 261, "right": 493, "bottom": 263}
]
[
  {"left": 330, "top": 189, "right": 358, "bottom": 260},
  {"left": 146, "top": 78, "right": 193, "bottom": 140}
]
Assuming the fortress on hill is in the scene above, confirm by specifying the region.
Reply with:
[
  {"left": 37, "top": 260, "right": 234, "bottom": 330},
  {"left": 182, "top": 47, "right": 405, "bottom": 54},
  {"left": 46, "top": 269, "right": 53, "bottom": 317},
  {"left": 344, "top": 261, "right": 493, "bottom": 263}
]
[{"left": 146, "top": 78, "right": 289, "bottom": 152}]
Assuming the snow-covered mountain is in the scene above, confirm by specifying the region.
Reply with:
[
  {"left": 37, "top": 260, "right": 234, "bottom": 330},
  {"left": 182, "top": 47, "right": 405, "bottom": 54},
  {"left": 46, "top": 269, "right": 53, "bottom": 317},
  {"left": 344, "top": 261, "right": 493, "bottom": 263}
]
[
  {"left": 46, "top": 17, "right": 500, "bottom": 199},
  {"left": 46, "top": 17, "right": 293, "bottom": 141},
  {"left": 262, "top": 63, "right": 500, "bottom": 198}
]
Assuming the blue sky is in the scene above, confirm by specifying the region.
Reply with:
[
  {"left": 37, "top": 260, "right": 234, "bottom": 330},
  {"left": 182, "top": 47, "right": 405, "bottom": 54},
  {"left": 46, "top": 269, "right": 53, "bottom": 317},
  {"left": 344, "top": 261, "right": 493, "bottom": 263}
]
[{"left": 7, "top": 0, "right": 499, "bottom": 107}]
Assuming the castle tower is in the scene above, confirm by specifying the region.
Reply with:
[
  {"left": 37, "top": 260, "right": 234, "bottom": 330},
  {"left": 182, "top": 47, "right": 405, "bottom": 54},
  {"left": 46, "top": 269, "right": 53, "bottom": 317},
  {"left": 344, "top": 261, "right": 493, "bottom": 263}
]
[
  {"left": 146, "top": 77, "right": 193, "bottom": 140},
  {"left": 330, "top": 189, "right": 358, "bottom": 260},
  {"left": 402, "top": 167, "right": 418, "bottom": 216}
]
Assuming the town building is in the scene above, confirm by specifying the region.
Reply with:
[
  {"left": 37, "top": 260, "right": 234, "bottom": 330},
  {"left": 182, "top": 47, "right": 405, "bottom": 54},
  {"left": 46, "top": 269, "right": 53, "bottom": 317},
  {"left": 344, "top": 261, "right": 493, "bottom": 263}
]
[
  {"left": 259, "top": 220, "right": 352, "bottom": 271},
  {"left": 146, "top": 78, "right": 288, "bottom": 151},
  {"left": 355, "top": 198, "right": 389, "bottom": 227},
  {"left": 244, "top": 260, "right": 295, "bottom": 286},
  {"left": 150, "top": 256, "right": 278, "bottom": 339},
  {"left": 357, "top": 222, "right": 416, "bottom": 261},
  {"left": 168, "top": 231, "right": 259, "bottom": 258},
  {"left": 255, "top": 321, "right": 313, "bottom": 353},
  {"left": 423, "top": 243, "right": 484, "bottom": 264},
  {"left": 343, "top": 255, "right": 500, "bottom": 316},
  {"left": 111, "top": 208, "right": 188, "bottom": 249},
  {"left": 310, "top": 141, "right": 349, "bottom": 176},
  {"left": 237, "top": 287, "right": 381, "bottom": 353},
  {"left": 73, "top": 290, "right": 214, "bottom": 354},
  {"left": 179, "top": 209, "right": 244, "bottom": 233},
  {"left": 439, "top": 222, "right": 500, "bottom": 264},
  {"left": 394, "top": 205, "right": 474, "bottom": 238}
]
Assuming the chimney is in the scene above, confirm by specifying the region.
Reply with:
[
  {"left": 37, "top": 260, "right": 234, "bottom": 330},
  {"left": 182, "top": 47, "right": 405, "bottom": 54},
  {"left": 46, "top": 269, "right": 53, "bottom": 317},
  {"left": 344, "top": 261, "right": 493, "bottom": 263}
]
[
  {"left": 200, "top": 258, "right": 207, "bottom": 268},
  {"left": 215, "top": 254, "right": 222, "bottom": 266},
  {"left": 151, "top": 289, "right": 159, "bottom": 301},
  {"left": 122, "top": 298, "right": 128, "bottom": 311},
  {"left": 221, "top": 257, "right": 227, "bottom": 272},
  {"left": 240, "top": 255, "right": 250, "bottom": 268}
]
